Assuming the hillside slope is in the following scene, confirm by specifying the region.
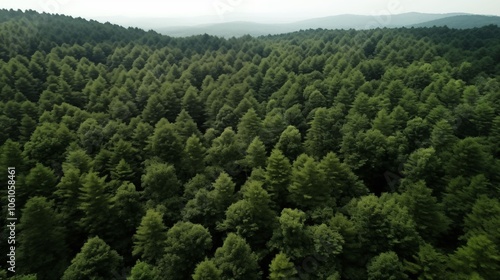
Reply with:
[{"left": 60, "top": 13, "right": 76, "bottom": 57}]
[
  {"left": 157, "top": 12, "right": 495, "bottom": 37},
  {"left": 411, "top": 15, "right": 500, "bottom": 28}
]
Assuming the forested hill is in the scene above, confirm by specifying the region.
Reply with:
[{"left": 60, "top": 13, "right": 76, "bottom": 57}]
[
  {"left": 1, "top": 9, "right": 500, "bottom": 280},
  {"left": 0, "top": 9, "right": 230, "bottom": 61}
]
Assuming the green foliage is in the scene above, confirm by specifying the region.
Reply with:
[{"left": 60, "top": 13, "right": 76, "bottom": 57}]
[
  {"left": 237, "top": 108, "right": 262, "bottom": 146},
  {"left": 241, "top": 136, "right": 267, "bottom": 170},
  {"left": 193, "top": 259, "right": 222, "bottom": 280},
  {"left": 463, "top": 196, "right": 500, "bottom": 245},
  {"left": 141, "top": 161, "right": 181, "bottom": 203},
  {"left": 367, "top": 251, "right": 408, "bottom": 280},
  {"left": 148, "top": 118, "right": 183, "bottom": 166},
  {"left": 348, "top": 195, "right": 420, "bottom": 258},
  {"left": 160, "top": 222, "right": 212, "bottom": 280},
  {"left": 182, "top": 134, "right": 207, "bottom": 177},
  {"left": 288, "top": 153, "right": 329, "bottom": 210},
  {"left": 128, "top": 261, "right": 160, "bottom": 280},
  {"left": 1, "top": 11, "right": 500, "bottom": 279},
  {"left": 132, "top": 209, "right": 167, "bottom": 264},
  {"left": 205, "top": 127, "right": 243, "bottom": 175},
  {"left": 449, "top": 235, "right": 500, "bottom": 280},
  {"left": 265, "top": 149, "right": 292, "bottom": 207},
  {"left": 62, "top": 237, "right": 123, "bottom": 280},
  {"left": 183, "top": 172, "right": 236, "bottom": 229},
  {"left": 18, "top": 197, "right": 68, "bottom": 280},
  {"left": 399, "top": 181, "right": 450, "bottom": 241},
  {"left": 269, "top": 208, "right": 310, "bottom": 259},
  {"left": 219, "top": 180, "right": 277, "bottom": 247},
  {"left": 23, "top": 122, "right": 74, "bottom": 166},
  {"left": 405, "top": 243, "right": 448, "bottom": 280},
  {"left": 304, "top": 107, "right": 338, "bottom": 159},
  {"left": 78, "top": 172, "right": 112, "bottom": 237},
  {"left": 269, "top": 252, "right": 298, "bottom": 280},
  {"left": 276, "top": 125, "right": 303, "bottom": 160},
  {"left": 213, "top": 233, "right": 261, "bottom": 280}
]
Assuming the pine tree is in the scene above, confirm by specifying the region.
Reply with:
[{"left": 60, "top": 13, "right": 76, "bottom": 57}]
[
  {"left": 367, "top": 251, "right": 408, "bottom": 280},
  {"left": 288, "top": 154, "right": 327, "bottom": 210},
  {"left": 193, "top": 259, "right": 222, "bottom": 280},
  {"left": 141, "top": 161, "right": 181, "bottom": 219},
  {"left": 132, "top": 209, "right": 167, "bottom": 264},
  {"left": 237, "top": 108, "right": 262, "bottom": 146},
  {"left": 182, "top": 86, "right": 205, "bottom": 127},
  {"left": 175, "top": 109, "right": 202, "bottom": 142},
  {"left": 62, "top": 237, "right": 123, "bottom": 280},
  {"left": 128, "top": 261, "right": 161, "bottom": 280},
  {"left": 269, "top": 252, "right": 298, "bottom": 280},
  {"left": 241, "top": 136, "right": 267, "bottom": 170},
  {"left": 159, "top": 222, "right": 213, "bottom": 280},
  {"left": 182, "top": 134, "right": 207, "bottom": 178},
  {"left": 276, "top": 125, "right": 303, "bottom": 161},
  {"left": 219, "top": 180, "right": 277, "bottom": 247},
  {"left": 111, "top": 158, "right": 135, "bottom": 181},
  {"left": 78, "top": 172, "right": 112, "bottom": 238},
  {"left": 214, "top": 233, "right": 261, "bottom": 280},
  {"left": 18, "top": 197, "right": 68, "bottom": 280},
  {"left": 148, "top": 118, "right": 183, "bottom": 167},
  {"left": 373, "top": 109, "right": 394, "bottom": 136},
  {"left": 265, "top": 149, "right": 292, "bottom": 208},
  {"left": 399, "top": 181, "right": 450, "bottom": 241},
  {"left": 449, "top": 235, "right": 500, "bottom": 280},
  {"left": 304, "top": 107, "right": 337, "bottom": 159}
]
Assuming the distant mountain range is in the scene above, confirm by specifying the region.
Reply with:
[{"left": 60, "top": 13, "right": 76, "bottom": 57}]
[{"left": 149, "top": 13, "right": 500, "bottom": 37}]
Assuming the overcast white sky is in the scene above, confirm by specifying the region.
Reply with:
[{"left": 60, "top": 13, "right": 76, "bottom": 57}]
[{"left": 1, "top": 0, "right": 499, "bottom": 23}]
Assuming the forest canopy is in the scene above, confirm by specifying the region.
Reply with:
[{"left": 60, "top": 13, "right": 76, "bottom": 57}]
[{"left": 0, "top": 9, "right": 500, "bottom": 280}]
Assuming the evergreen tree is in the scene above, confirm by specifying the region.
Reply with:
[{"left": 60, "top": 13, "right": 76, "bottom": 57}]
[
  {"left": 241, "top": 136, "right": 267, "bottom": 170},
  {"left": 193, "top": 259, "right": 222, "bottom": 280},
  {"left": 405, "top": 243, "right": 448, "bottom": 280},
  {"left": 62, "top": 237, "right": 123, "bottom": 280},
  {"left": 159, "top": 222, "right": 213, "bottom": 280},
  {"left": 269, "top": 252, "right": 298, "bottom": 280},
  {"left": 276, "top": 125, "right": 303, "bottom": 161},
  {"left": 399, "top": 181, "right": 450, "bottom": 241},
  {"left": 449, "top": 235, "right": 500, "bottom": 280},
  {"left": 148, "top": 118, "right": 183, "bottom": 167},
  {"left": 18, "top": 197, "right": 68, "bottom": 280},
  {"left": 78, "top": 172, "right": 112, "bottom": 238},
  {"left": 132, "top": 209, "right": 167, "bottom": 264},
  {"left": 367, "top": 251, "right": 408, "bottom": 280},
  {"left": 141, "top": 161, "right": 181, "bottom": 217},
  {"left": 182, "top": 134, "right": 207, "bottom": 178},
  {"left": 128, "top": 261, "right": 161, "bottom": 280},
  {"left": 236, "top": 108, "right": 262, "bottom": 146},
  {"left": 264, "top": 149, "right": 292, "bottom": 208},
  {"left": 288, "top": 153, "right": 328, "bottom": 210},
  {"left": 213, "top": 233, "right": 261, "bottom": 280},
  {"left": 219, "top": 180, "right": 277, "bottom": 247},
  {"left": 304, "top": 107, "right": 337, "bottom": 159}
]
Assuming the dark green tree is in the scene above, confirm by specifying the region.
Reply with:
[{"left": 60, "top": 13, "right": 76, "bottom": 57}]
[
  {"left": 78, "top": 172, "right": 112, "bottom": 238},
  {"left": 213, "top": 233, "right": 261, "bottom": 280},
  {"left": 367, "top": 251, "right": 408, "bottom": 280},
  {"left": 62, "top": 237, "right": 123, "bottom": 280},
  {"left": 265, "top": 149, "right": 292, "bottom": 208},
  {"left": 159, "top": 222, "right": 213, "bottom": 280},
  {"left": 132, "top": 209, "right": 167, "bottom": 264},
  {"left": 276, "top": 125, "right": 303, "bottom": 161},
  {"left": 193, "top": 259, "right": 222, "bottom": 280},
  {"left": 18, "top": 197, "right": 68, "bottom": 280}
]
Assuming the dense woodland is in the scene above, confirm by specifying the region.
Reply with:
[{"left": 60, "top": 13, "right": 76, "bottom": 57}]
[{"left": 1, "top": 9, "right": 500, "bottom": 280}]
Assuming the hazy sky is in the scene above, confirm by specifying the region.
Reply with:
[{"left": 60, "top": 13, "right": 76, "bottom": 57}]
[{"left": 1, "top": 0, "right": 499, "bottom": 23}]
